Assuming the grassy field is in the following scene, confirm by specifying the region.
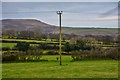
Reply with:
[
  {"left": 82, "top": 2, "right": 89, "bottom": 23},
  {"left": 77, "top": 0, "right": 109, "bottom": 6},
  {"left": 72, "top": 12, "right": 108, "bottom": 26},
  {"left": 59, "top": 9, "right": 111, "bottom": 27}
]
[
  {"left": 59, "top": 27, "right": 118, "bottom": 35},
  {"left": 0, "top": 42, "right": 114, "bottom": 51},
  {"left": 2, "top": 38, "right": 57, "bottom": 43},
  {"left": 0, "top": 43, "right": 17, "bottom": 48},
  {"left": 2, "top": 55, "right": 118, "bottom": 78},
  {"left": 1, "top": 43, "right": 39, "bottom": 48},
  {"left": 2, "top": 39, "right": 67, "bottom": 43}
]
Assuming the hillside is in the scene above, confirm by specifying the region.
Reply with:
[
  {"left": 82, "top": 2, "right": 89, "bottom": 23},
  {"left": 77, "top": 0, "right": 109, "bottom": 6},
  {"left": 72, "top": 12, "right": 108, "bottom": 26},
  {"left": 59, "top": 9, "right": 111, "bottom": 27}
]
[
  {"left": 2, "top": 19, "right": 118, "bottom": 36},
  {"left": 2, "top": 19, "right": 59, "bottom": 33},
  {"left": 60, "top": 27, "right": 118, "bottom": 36}
]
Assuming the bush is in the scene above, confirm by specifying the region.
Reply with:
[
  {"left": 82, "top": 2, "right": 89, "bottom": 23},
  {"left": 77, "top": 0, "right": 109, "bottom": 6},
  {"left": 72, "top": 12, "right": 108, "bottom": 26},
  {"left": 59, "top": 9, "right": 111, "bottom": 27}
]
[
  {"left": 26, "top": 49, "right": 43, "bottom": 55},
  {"left": 2, "top": 52, "right": 19, "bottom": 62},
  {"left": 12, "top": 47, "right": 17, "bottom": 50},
  {"left": 2, "top": 47, "right": 11, "bottom": 51},
  {"left": 39, "top": 43, "right": 48, "bottom": 50},
  {"left": 71, "top": 50, "right": 89, "bottom": 61},
  {"left": 46, "top": 51, "right": 59, "bottom": 55},
  {"left": 2, "top": 50, "right": 43, "bottom": 62},
  {"left": 71, "top": 48, "right": 118, "bottom": 61},
  {"left": 64, "top": 42, "right": 71, "bottom": 52},
  {"left": 105, "top": 48, "right": 118, "bottom": 60},
  {"left": 16, "top": 42, "right": 30, "bottom": 51},
  {"left": 38, "top": 43, "right": 59, "bottom": 50}
]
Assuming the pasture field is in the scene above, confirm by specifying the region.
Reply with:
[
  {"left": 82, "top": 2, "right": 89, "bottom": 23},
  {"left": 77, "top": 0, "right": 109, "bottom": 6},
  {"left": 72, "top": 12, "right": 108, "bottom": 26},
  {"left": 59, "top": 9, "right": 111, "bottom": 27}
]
[
  {"left": 0, "top": 43, "right": 39, "bottom": 49},
  {"left": 2, "top": 39, "right": 59, "bottom": 45},
  {"left": 1, "top": 43, "right": 39, "bottom": 48},
  {"left": 2, "top": 39, "right": 67, "bottom": 43},
  {"left": 2, "top": 55, "right": 118, "bottom": 78},
  {"left": 0, "top": 42, "right": 114, "bottom": 51},
  {"left": 0, "top": 43, "right": 17, "bottom": 48}
]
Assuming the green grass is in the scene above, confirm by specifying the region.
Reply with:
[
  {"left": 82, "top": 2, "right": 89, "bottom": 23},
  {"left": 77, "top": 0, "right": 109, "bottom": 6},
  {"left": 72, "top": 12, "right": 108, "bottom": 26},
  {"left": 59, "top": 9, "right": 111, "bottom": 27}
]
[
  {"left": 2, "top": 50, "right": 19, "bottom": 54},
  {"left": 42, "top": 50, "right": 49, "bottom": 54},
  {"left": 1, "top": 43, "right": 39, "bottom": 48},
  {"left": 0, "top": 43, "right": 17, "bottom": 48},
  {"left": 2, "top": 39, "right": 60, "bottom": 43},
  {"left": 2, "top": 38, "right": 67, "bottom": 44},
  {"left": 1, "top": 42, "right": 42, "bottom": 48},
  {"left": 102, "top": 47, "right": 112, "bottom": 49},
  {"left": 2, "top": 55, "right": 118, "bottom": 78},
  {"left": 30, "top": 44, "right": 39, "bottom": 46}
]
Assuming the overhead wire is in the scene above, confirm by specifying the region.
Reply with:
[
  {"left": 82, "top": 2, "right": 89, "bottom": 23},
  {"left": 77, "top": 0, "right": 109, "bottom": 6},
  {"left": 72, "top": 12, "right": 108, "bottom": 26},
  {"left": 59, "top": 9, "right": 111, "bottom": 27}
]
[{"left": 1, "top": 11, "right": 85, "bottom": 14}]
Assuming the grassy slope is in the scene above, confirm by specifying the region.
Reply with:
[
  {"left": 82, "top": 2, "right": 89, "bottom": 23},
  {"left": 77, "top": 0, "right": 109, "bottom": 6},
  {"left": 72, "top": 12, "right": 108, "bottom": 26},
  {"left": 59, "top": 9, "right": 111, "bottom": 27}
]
[
  {"left": 2, "top": 55, "right": 118, "bottom": 78},
  {"left": 59, "top": 27, "right": 118, "bottom": 35}
]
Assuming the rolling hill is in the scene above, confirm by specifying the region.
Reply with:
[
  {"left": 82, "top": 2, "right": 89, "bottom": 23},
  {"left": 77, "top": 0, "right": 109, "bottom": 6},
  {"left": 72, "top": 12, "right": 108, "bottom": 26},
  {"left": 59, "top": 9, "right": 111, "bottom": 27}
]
[
  {"left": 2, "top": 19, "right": 118, "bottom": 36},
  {"left": 2, "top": 19, "right": 59, "bottom": 33}
]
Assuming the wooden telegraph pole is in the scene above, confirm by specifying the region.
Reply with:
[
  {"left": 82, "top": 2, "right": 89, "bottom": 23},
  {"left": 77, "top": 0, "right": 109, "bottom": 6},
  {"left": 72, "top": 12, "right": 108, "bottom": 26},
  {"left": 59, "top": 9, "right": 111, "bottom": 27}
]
[{"left": 56, "top": 11, "right": 63, "bottom": 65}]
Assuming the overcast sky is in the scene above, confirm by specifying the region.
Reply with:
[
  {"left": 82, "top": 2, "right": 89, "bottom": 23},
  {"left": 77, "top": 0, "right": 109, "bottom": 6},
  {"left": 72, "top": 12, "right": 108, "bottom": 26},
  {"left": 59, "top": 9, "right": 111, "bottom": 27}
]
[
  {"left": 2, "top": 0, "right": 119, "bottom": 2},
  {"left": 2, "top": 2, "right": 118, "bottom": 28}
]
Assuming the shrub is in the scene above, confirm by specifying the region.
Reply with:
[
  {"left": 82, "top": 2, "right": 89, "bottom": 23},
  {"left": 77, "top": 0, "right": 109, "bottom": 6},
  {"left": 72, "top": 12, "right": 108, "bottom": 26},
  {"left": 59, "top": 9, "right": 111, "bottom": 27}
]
[
  {"left": 71, "top": 47, "right": 118, "bottom": 61},
  {"left": 2, "top": 47, "right": 11, "bottom": 51},
  {"left": 105, "top": 48, "right": 118, "bottom": 60},
  {"left": 39, "top": 43, "right": 48, "bottom": 50},
  {"left": 64, "top": 42, "right": 71, "bottom": 52},
  {"left": 71, "top": 50, "right": 89, "bottom": 61},
  {"left": 29, "top": 46, "right": 39, "bottom": 50},
  {"left": 2, "top": 50, "right": 43, "bottom": 62},
  {"left": 26, "top": 49, "right": 43, "bottom": 55},
  {"left": 2, "top": 52, "right": 19, "bottom": 62},
  {"left": 46, "top": 51, "right": 59, "bottom": 55},
  {"left": 16, "top": 42, "right": 30, "bottom": 51},
  {"left": 38, "top": 43, "right": 59, "bottom": 50},
  {"left": 12, "top": 47, "right": 17, "bottom": 50}
]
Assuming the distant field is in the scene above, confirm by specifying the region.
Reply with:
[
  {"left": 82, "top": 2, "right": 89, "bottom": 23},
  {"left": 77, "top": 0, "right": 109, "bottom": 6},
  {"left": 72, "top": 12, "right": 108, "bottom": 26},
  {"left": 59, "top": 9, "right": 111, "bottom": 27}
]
[
  {"left": 1, "top": 42, "right": 60, "bottom": 48},
  {"left": 0, "top": 42, "right": 116, "bottom": 51},
  {"left": 2, "top": 39, "right": 67, "bottom": 45},
  {"left": 0, "top": 43, "right": 17, "bottom": 48},
  {"left": 2, "top": 39, "right": 59, "bottom": 43},
  {"left": 2, "top": 55, "right": 118, "bottom": 78},
  {"left": 0, "top": 43, "right": 39, "bottom": 48},
  {"left": 59, "top": 27, "right": 118, "bottom": 35}
]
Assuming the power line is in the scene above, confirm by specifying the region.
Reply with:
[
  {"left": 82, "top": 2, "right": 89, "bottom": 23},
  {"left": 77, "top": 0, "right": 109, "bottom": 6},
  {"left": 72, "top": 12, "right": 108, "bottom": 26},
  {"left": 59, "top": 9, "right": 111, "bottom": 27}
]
[
  {"left": 2, "top": 11, "right": 55, "bottom": 14},
  {"left": 2, "top": 11, "right": 85, "bottom": 14},
  {"left": 2, "top": 11, "right": 115, "bottom": 15}
]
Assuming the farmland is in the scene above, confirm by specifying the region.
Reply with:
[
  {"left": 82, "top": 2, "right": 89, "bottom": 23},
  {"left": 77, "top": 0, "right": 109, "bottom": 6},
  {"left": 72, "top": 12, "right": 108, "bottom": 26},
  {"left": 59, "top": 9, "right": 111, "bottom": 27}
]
[
  {"left": 1, "top": 2, "right": 120, "bottom": 79},
  {"left": 1, "top": 43, "right": 17, "bottom": 49},
  {"left": 2, "top": 55, "right": 118, "bottom": 78},
  {"left": 2, "top": 38, "right": 64, "bottom": 44},
  {"left": 1, "top": 26, "right": 119, "bottom": 78},
  {"left": 1, "top": 37, "right": 119, "bottom": 78},
  {"left": 60, "top": 27, "right": 118, "bottom": 36}
]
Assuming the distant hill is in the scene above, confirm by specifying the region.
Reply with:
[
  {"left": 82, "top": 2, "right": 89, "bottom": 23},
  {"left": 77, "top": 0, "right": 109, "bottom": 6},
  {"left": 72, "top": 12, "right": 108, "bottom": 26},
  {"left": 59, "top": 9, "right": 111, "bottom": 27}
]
[
  {"left": 2, "top": 19, "right": 59, "bottom": 33},
  {"left": 60, "top": 27, "right": 118, "bottom": 36},
  {"left": 2, "top": 19, "right": 118, "bottom": 36}
]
